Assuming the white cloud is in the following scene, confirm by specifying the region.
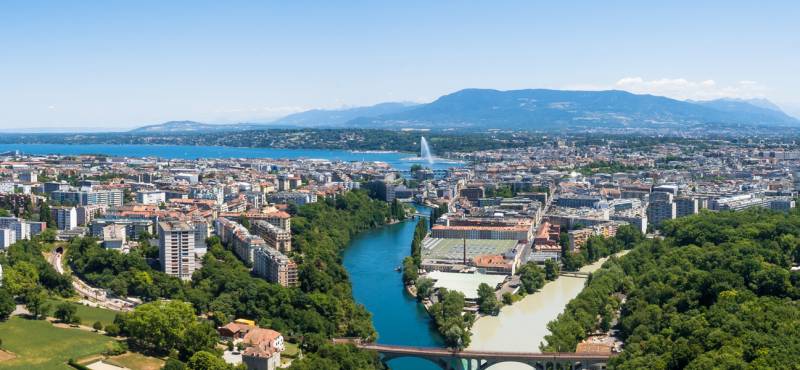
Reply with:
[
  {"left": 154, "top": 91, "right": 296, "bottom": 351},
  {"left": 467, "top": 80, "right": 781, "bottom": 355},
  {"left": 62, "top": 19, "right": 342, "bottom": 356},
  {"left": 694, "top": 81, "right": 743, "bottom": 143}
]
[
  {"left": 613, "top": 77, "right": 767, "bottom": 101},
  {"left": 565, "top": 77, "right": 769, "bottom": 101}
]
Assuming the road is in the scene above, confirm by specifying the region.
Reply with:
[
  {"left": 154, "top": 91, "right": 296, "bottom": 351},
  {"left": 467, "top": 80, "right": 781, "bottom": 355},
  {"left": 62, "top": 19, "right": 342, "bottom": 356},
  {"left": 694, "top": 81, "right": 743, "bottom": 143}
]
[{"left": 47, "top": 249, "right": 135, "bottom": 312}]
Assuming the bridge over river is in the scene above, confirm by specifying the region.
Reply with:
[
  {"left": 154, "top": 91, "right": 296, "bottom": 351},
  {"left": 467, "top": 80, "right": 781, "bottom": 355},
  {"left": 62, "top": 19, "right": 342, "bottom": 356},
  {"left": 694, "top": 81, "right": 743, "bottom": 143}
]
[{"left": 357, "top": 343, "right": 613, "bottom": 370}]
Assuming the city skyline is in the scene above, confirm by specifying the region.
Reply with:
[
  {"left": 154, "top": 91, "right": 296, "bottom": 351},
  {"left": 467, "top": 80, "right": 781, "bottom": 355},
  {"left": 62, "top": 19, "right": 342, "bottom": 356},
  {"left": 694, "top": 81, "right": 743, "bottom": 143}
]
[{"left": 2, "top": 1, "right": 799, "bottom": 129}]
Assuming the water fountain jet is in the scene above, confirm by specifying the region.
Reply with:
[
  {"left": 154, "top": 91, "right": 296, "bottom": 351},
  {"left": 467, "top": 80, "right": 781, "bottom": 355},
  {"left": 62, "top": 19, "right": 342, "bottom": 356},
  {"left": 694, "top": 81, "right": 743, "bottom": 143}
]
[{"left": 420, "top": 136, "right": 434, "bottom": 165}]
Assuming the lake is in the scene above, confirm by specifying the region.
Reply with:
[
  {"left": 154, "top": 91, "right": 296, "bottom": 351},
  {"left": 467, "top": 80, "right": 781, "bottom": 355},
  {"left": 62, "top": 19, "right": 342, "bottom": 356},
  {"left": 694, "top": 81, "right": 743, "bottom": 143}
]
[{"left": 0, "top": 143, "right": 461, "bottom": 171}]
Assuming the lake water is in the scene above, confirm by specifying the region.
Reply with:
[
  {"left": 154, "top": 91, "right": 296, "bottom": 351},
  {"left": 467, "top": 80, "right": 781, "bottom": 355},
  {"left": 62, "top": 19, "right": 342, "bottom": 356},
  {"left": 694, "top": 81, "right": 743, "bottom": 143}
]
[
  {"left": 343, "top": 206, "right": 445, "bottom": 370},
  {"left": 0, "top": 143, "right": 460, "bottom": 171}
]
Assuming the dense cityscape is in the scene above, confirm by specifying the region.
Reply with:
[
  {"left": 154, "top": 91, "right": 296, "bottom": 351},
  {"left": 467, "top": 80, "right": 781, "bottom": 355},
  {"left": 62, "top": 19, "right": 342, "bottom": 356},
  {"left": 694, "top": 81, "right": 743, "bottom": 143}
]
[
  {"left": 2, "top": 2, "right": 800, "bottom": 370},
  {"left": 0, "top": 132, "right": 798, "bottom": 369}
]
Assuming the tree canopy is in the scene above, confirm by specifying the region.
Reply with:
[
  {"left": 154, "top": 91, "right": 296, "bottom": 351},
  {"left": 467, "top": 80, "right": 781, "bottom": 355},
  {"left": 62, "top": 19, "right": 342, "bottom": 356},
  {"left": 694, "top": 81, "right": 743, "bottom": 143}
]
[{"left": 542, "top": 208, "right": 800, "bottom": 369}]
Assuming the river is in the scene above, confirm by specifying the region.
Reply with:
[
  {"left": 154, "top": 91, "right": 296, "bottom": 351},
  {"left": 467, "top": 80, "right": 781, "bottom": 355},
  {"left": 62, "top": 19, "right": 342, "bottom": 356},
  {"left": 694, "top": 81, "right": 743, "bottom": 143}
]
[
  {"left": 343, "top": 203, "right": 626, "bottom": 370},
  {"left": 467, "top": 252, "right": 628, "bottom": 370},
  {"left": 343, "top": 207, "right": 445, "bottom": 370}
]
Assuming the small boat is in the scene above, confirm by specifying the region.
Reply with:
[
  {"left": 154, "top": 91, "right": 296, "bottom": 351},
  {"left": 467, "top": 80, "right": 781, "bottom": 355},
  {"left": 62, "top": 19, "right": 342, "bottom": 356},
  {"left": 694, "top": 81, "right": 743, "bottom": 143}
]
[{"left": 395, "top": 266, "right": 402, "bottom": 272}]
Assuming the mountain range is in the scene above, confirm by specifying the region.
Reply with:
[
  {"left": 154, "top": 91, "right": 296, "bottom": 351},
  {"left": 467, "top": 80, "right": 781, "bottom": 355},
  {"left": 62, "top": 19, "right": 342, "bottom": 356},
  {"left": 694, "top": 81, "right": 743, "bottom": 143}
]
[{"left": 129, "top": 89, "right": 798, "bottom": 133}]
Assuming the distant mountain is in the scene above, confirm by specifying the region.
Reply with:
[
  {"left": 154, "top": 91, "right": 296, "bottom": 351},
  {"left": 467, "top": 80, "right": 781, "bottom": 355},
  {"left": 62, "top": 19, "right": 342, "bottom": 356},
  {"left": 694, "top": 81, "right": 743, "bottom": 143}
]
[
  {"left": 348, "top": 89, "right": 799, "bottom": 130},
  {"left": 738, "top": 98, "right": 784, "bottom": 112},
  {"left": 129, "top": 103, "right": 418, "bottom": 133},
  {"left": 690, "top": 98, "right": 794, "bottom": 121},
  {"left": 265, "top": 102, "right": 417, "bottom": 127},
  {"left": 130, "top": 90, "right": 798, "bottom": 134}
]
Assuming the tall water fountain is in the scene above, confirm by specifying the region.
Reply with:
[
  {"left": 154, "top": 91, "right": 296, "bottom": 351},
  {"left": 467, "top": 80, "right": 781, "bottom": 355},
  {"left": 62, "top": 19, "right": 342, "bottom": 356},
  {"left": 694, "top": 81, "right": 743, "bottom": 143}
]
[{"left": 420, "top": 136, "right": 434, "bottom": 165}]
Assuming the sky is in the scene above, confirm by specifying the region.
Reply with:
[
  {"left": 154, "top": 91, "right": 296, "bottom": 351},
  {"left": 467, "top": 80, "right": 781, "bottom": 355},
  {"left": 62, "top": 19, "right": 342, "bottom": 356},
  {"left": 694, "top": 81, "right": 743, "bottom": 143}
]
[{"left": 1, "top": 1, "right": 799, "bottom": 131}]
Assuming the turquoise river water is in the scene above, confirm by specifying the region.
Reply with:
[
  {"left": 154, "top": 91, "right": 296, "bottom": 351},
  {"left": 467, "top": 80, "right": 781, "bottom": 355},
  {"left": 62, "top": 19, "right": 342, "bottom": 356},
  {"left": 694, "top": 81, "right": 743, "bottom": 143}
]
[{"left": 343, "top": 206, "right": 445, "bottom": 370}]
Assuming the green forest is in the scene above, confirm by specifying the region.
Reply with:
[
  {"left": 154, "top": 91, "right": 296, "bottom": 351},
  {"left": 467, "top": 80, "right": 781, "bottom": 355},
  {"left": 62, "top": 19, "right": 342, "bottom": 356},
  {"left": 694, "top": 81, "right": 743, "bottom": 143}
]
[{"left": 542, "top": 208, "right": 800, "bottom": 369}]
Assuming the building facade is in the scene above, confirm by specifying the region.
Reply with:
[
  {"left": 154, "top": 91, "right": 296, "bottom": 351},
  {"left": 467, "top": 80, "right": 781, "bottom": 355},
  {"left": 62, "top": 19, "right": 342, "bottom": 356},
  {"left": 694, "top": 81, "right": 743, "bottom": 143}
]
[{"left": 158, "top": 221, "right": 196, "bottom": 280}]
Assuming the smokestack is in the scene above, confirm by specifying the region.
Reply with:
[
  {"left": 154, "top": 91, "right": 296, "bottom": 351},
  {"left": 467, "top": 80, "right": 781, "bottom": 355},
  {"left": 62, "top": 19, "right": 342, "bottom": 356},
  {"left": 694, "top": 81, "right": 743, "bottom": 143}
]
[{"left": 463, "top": 233, "right": 467, "bottom": 265}]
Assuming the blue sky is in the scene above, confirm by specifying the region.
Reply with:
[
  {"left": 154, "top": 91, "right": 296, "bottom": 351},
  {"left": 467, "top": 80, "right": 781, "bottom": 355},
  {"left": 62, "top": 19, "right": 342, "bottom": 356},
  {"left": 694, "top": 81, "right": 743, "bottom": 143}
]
[{"left": 1, "top": 1, "right": 798, "bottom": 130}]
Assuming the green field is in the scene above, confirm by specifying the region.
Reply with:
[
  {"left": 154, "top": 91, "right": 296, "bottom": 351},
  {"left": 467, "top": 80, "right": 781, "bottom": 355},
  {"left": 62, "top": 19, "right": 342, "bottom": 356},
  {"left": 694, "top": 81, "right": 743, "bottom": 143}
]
[
  {"left": 0, "top": 317, "right": 115, "bottom": 370},
  {"left": 105, "top": 352, "right": 164, "bottom": 370},
  {"left": 46, "top": 298, "right": 119, "bottom": 327}
]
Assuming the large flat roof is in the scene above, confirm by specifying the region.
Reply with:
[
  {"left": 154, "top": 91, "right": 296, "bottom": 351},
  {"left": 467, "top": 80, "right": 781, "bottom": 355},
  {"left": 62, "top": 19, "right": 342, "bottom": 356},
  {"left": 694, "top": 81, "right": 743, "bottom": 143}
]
[
  {"left": 428, "top": 271, "right": 507, "bottom": 300},
  {"left": 422, "top": 238, "right": 518, "bottom": 261}
]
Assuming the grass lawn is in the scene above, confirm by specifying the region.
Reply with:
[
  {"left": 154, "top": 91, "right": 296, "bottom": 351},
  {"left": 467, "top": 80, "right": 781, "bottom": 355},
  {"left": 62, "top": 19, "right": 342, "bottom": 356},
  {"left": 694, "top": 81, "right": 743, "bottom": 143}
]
[
  {"left": 0, "top": 316, "right": 115, "bottom": 370},
  {"left": 105, "top": 352, "right": 164, "bottom": 370},
  {"left": 283, "top": 342, "right": 301, "bottom": 358},
  {"left": 46, "top": 298, "right": 119, "bottom": 327}
]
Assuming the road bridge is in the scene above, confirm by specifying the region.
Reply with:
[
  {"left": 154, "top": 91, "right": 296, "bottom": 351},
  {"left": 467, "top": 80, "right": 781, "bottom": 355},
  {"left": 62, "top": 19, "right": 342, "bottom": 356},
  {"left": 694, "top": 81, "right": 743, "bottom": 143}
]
[
  {"left": 559, "top": 271, "right": 591, "bottom": 278},
  {"left": 357, "top": 343, "right": 613, "bottom": 370}
]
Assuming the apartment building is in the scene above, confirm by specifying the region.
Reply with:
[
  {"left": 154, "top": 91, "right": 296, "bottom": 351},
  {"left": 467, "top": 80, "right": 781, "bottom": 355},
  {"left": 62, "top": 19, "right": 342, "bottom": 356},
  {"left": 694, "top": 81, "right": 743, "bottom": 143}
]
[
  {"left": 51, "top": 206, "right": 78, "bottom": 230},
  {"left": 136, "top": 190, "right": 166, "bottom": 205},
  {"left": 253, "top": 247, "right": 298, "bottom": 287},
  {"left": 252, "top": 220, "right": 292, "bottom": 253},
  {"left": 0, "top": 228, "right": 16, "bottom": 249},
  {"left": 51, "top": 189, "right": 124, "bottom": 207},
  {"left": 158, "top": 221, "right": 196, "bottom": 280}
]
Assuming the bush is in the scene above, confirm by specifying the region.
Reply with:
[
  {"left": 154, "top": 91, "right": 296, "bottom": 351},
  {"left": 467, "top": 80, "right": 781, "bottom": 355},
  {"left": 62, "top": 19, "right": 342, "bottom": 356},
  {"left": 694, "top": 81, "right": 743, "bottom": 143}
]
[
  {"left": 103, "top": 341, "right": 128, "bottom": 356},
  {"left": 502, "top": 292, "right": 514, "bottom": 305},
  {"left": 104, "top": 323, "right": 121, "bottom": 337},
  {"left": 67, "top": 358, "right": 91, "bottom": 370}
]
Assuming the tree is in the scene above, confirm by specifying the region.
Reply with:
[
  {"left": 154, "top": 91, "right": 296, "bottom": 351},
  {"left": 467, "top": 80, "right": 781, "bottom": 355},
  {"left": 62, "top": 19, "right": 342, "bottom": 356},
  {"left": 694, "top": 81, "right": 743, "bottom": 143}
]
[
  {"left": 187, "top": 351, "right": 231, "bottom": 370},
  {"left": 104, "top": 323, "right": 121, "bottom": 337},
  {"left": 0, "top": 289, "right": 14, "bottom": 321},
  {"left": 163, "top": 358, "right": 187, "bottom": 370},
  {"left": 38, "top": 228, "right": 57, "bottom": 243},
  {"left": 122, "top": 300, "right": 198, "bottom": 354},
  {"left": 178, "top": 321, "right": 219, "bottom": 360},
  {"left": 54, "top": 302, "right": 79, "bottom": 323},
  {"left": 544, "top": 259, "right": 560, "bottom": 281},
  {"left": 502, "top": 292, "right": 514, "bottom": 306},
  {"left": 519, "top": 263, "right": 545, "bottom": 294},
  {"left": 390, "top": 199, "right": 406, "bottom": 221},
  {"left": 93, "top": 321, "right": 104, "bottom": 332},
  {"left": 476, "top": 283, "right": 500, "bottom": 315},
  {"left": 415, "top": 277, "right": 435, "bottom": 301},
  {"left": 39, "top": 202, "right": 51, "bottom": 225},
  {"left": 4, "top": 261, "right": 39, "bottom": 296},
  {"left": 23, "top": 289, "right": 50, "bottom": 319},
  {"left": 401, "top": 256, "right": 418, "bottom": 284},
  {"left": 615, "top": 224, "right": 643, "bottom": 248},
  {"left": 429, "top": 289, "right": 472, "bottom": 349}
]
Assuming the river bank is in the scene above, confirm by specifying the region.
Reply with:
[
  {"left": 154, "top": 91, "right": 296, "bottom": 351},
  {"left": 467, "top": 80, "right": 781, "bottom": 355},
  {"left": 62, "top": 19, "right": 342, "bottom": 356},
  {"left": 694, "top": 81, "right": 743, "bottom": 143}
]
[{"left": 468, "top": 251, "right": 629, "bottom": 365}]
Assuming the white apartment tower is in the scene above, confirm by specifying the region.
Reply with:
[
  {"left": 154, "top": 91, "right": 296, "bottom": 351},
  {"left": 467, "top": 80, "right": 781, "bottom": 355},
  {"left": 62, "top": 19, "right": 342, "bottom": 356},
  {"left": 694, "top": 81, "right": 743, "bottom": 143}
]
[{"left": 158, "top": 221, "right": 196, "bottom": 280}]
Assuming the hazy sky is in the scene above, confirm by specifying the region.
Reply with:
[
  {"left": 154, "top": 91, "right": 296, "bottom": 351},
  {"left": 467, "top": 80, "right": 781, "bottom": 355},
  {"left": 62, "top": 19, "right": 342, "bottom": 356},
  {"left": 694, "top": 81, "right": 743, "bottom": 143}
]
[{"left": 1, "top": 1, "right": 798, "bottom": 130}]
